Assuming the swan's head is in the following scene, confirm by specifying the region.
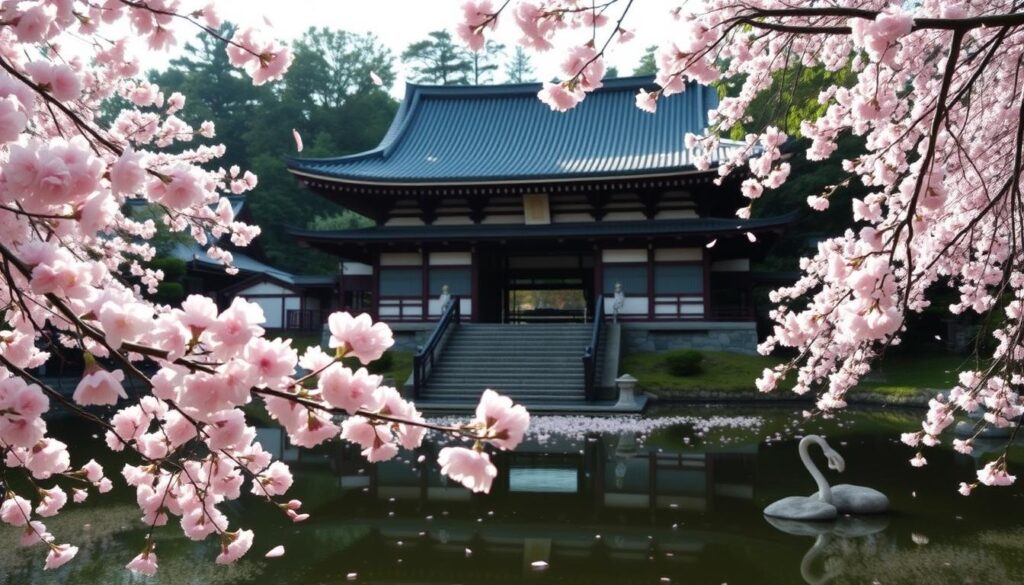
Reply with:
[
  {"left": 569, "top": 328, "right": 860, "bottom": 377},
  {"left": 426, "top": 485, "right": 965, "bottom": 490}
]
[{"left": 824, "top": 448, "right": 845, "bottom": 473}]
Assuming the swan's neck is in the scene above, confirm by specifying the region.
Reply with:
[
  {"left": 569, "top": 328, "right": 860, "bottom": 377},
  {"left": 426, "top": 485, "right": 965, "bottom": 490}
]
[{"left": 799, "top": 435, "right": 833, "bottom": 504}]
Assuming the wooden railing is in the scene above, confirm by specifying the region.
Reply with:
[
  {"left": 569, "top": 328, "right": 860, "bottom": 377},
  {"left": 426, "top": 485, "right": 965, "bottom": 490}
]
[
  {"left": 581, "top": 295, "right": 605, "bottom": 402},
  {"left": 411, "top": 296, "right": 460, "bottom": 400}
]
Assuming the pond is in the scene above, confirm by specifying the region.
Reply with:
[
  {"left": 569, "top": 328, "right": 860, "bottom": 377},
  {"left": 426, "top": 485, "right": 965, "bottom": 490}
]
[{"left": 4, "top": 405, "right": 1024, "bottom": 584}]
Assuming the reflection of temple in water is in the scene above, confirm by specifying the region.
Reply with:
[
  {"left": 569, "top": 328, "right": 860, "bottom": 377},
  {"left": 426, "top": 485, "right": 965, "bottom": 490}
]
[
  {"left": 289, "top": 431, "right": 781, "bottom": 583},
  {"left": 330, "top": 432, "right": 757, "bottom": 515}
]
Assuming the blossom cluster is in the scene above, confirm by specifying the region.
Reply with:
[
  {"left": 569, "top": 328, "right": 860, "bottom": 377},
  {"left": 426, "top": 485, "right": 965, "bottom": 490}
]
[
  {"left": 0, "top": 0, "right": 529, "bottom": 575},
  {"left": 456, "top": 0, "right": 1024, "bottom": 488}
]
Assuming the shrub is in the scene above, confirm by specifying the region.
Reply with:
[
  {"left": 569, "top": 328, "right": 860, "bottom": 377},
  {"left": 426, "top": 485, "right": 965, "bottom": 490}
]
[
  {"left": 153, "top": 282, "right": 185, "bottom": 305},
  {"left": 367, "top": 350, "right": 395, "bottom": 375},
  {"left": 148, "top": 257, "right": 187, "bottom": 282},
  {"left": 344, "top": 350, "right": 394, "bottom": 375},
  {"left": 665, "top": 350, "right": 704, "bottom": 377}
]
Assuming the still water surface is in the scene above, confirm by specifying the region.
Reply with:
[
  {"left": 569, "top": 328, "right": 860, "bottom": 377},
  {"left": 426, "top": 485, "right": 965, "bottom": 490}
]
[{"left": 4, "top": 405, "right": 1024, "bottom": 585}]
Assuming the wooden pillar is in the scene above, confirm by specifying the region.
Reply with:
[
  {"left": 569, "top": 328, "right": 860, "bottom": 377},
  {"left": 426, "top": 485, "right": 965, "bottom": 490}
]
[
  {"left": 703, "top": 246, "right": 712, "bottom": 320},
  {"left": 370, "top": 254, "right": 380, "bottom": 321},
  {"left": 421, "top": 248, "right": 429, "bottom": 322},
  {"left": 470, "top": 246, "right": 479, "bottom": 322},
  {"left": 646, "top": 246, "right": 655, "bottom": 321}
]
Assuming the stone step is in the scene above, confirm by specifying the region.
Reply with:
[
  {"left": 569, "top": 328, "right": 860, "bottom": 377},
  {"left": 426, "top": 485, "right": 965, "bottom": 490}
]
[
  {"left": 438, "top": 348, "right": 585, "bottom": 356},
  {"left": 444, "top": 338, "right": 589, "bottom": 345},
  {"left": 422, "top": 385, "right": 584, "bottom": 393},
  {"left": 427, "top": 370, "right": 581, "bottom": 380},
  {"left": 428, "top": 366, "right": 582, "bottom": 375},
  {"left": 459, "top": 324, "right": 592, "bottom": 329}
]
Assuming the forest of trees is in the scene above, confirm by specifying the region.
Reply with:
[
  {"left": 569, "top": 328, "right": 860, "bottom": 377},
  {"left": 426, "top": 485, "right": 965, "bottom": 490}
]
[{"left": 150, "top": 24, "right": 857, "bottom": 277}]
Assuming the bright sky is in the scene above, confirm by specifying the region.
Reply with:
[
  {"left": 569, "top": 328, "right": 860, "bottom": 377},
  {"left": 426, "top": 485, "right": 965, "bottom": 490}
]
[{"left": 140, "top": 1, "right": 681, "bottom": 96}]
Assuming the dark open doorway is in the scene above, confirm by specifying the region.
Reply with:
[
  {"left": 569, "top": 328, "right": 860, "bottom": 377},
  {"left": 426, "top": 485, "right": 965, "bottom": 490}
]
[{"left": 476, "top": 248, "right": 595, "bottom": 323}]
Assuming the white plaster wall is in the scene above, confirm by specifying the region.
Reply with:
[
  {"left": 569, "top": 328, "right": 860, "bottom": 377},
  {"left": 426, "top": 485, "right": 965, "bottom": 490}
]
[
  {"left": 243, "top": 296, "right": 284, "bottom": 328},
  {"left": 429, "top": 252, "right": 472, "bottom": 266},
  {"left": 237, "top": 282, "right": 292, "bottom": 296},
  {"left": 655, "top": 248, "right": 702, "bottom": 262},
  {"left": 341, "top": 262, "right": 372, "bottom": 275},
  {"left": 602, "top": 249, "right": 647, "bottom": 263}
]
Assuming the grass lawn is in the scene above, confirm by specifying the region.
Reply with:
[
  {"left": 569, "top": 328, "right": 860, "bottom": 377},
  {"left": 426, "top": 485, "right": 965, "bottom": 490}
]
[
  {"left": 622, "top": 349, "right": 963, "bottom": 398},
  {"left": 620, "top": 350, "right": 788, "bottom": 395}
]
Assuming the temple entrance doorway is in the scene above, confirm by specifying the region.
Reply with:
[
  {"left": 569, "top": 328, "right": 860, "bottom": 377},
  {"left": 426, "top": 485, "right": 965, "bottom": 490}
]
[{"left": 475, "top": 248, "right": 595, "bottom": 323}]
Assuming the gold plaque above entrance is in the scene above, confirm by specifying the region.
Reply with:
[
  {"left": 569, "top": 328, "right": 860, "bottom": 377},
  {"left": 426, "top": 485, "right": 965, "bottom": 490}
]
[{"left": 523, "top": 193, "right": 551, "bottom": 225}]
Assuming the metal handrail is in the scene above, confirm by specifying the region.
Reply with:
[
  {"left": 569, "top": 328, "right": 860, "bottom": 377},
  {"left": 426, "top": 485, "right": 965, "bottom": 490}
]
[
  {"left": 412, "top": 296, "right": 460, "bottom": 400},
  {"left": 582, "top": 295, "right": 605, "bottom": 401}
]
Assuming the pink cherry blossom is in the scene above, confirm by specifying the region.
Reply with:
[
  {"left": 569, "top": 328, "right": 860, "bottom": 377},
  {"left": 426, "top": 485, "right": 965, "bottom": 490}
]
[
  {"left": 216, "top": 529, "right": 254, "bottom": 564},
  {"left": 340, "top": 416, "right": 399, "bottom": 462},
  {"left": 538, "top": 82, "right": 584, "bottom": 112},
  {"left": 35, "top": 487, "right": 67, "bottom": 518},
  {"left": 327, "top": 312, "right": 394, "bottom": 364},
  {"left": 98, "top": 301, "right": 152, "bottom": 349},
  {"left": 1, "top": 495, "right": 32, "bottom": 526},
  {"left": 252, "top": 461, "right": 293, "bottom": 496},
  {"left": 474, "top": 389, "right": 529, "bottom": 450},
  {"left": 438, "top": 447, "right": 498, "bottom": 493},
  {"left": 73, "top": 361, "right": 127, "bottom": 406},
  {"left": 977, "top": 462, "right": 1016, "bottom": 487},
  {"left": 457, "top": 1, "right": 496, "bottom": 52},
  {"left": 126, "top": 550, "right": 158, "bottom": 575},
  {"left": 635, "top": 89, "right": 657, "bottom": 113},
  {"left": 44, "top": 544, "right": 78, "bottom": 570},
  {"left": 319, "top": 365, "right": 382, "bottom": 414},
  {"left": 243, "top": 337, "right": 297, "bottom": 388}
]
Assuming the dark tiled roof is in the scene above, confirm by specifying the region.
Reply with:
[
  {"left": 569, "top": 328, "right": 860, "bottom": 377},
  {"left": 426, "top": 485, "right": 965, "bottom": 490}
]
[
  {"left": 290, "top": 214, "right": 796, "bottom": 244},
  {"left": 286, "top": 77, "right": 741, "bottom": 186}
]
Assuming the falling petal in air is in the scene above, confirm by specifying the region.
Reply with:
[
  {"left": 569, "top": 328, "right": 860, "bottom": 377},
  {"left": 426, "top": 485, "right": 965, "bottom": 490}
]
[
  {"left": 706, "top": 238, "right": 717, "bottom": 248},
  {"left": 292, "top": 129, "right": 303, "bottom": 153},
  {"left": 370, "top": 71, "right": 384, "bottom": 86},
  {"left": 746, "top": 232, "right": 757, "bottom": 243},
  {"left": 265, "top": 546, "right": 285, "bottom": 558}
]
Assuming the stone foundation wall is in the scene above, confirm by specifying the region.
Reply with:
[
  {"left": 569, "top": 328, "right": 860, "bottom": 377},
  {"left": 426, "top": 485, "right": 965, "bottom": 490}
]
[{"left": 621, "top": 322, "right": 759, "bottom": 355}]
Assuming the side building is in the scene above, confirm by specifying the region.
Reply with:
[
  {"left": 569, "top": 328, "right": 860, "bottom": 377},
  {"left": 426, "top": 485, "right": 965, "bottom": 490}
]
[{"left": 286, "top": 77, "right": 790, "bottom": 358}]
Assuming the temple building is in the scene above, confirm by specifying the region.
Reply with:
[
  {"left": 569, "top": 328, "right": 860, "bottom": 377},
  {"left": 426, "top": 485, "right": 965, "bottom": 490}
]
[{"left": 286, "top": 77, "right": 790, "bottom": 406}]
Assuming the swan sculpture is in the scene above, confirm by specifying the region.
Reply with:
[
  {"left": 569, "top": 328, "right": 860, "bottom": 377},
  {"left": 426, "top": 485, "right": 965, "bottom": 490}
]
[{"left": 764, "top": 435, "right": 889, "bottom": 521}]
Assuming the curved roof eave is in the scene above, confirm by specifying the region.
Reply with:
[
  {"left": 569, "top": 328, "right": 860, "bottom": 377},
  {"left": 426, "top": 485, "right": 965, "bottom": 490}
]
[{"left": 287, "top": 164, "right": 724, "bottom": 188}]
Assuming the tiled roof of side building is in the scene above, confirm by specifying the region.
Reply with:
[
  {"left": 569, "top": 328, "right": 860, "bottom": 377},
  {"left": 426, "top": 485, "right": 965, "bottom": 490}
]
[{"left": 286, "top": 76, "right": 742, "bottom": 185}]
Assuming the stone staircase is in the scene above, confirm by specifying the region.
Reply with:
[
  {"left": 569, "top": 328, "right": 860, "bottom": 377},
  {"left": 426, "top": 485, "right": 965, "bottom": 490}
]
[{"left": 417, "top": 323, "right": 602, "bottom": 406}]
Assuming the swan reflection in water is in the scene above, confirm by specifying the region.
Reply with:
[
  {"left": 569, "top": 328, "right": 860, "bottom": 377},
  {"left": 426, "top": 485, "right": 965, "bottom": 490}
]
[{"left": 765, "top": 516, "right": 889, "bottom": 585}]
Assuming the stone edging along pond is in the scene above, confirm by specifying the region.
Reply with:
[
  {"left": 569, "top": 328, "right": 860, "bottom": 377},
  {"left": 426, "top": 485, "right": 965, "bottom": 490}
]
[{"left": 642, "top": 388, "right": 939, "bottom": 409}]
